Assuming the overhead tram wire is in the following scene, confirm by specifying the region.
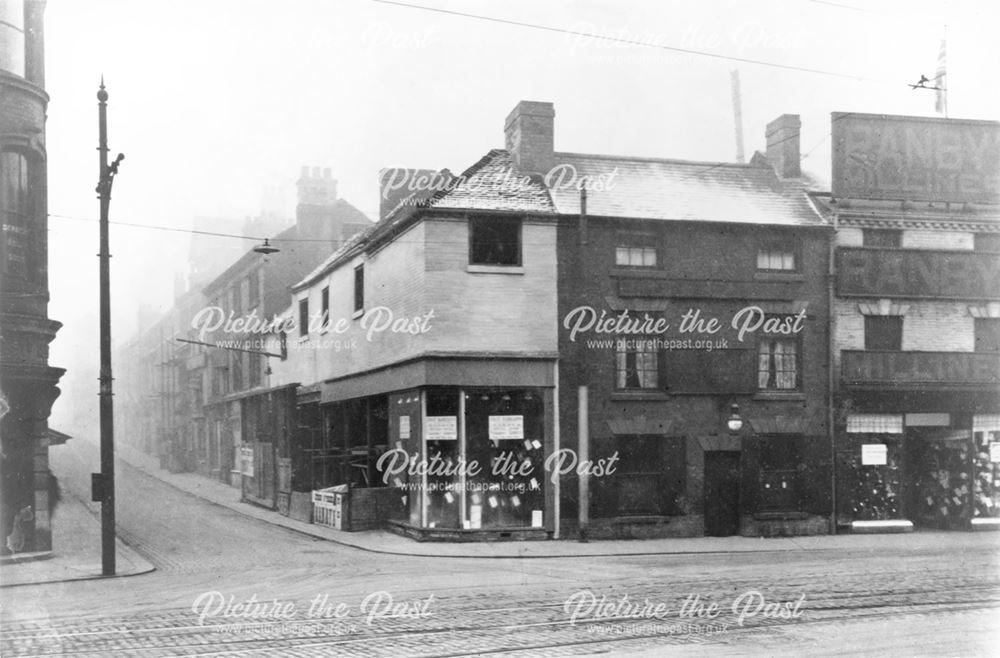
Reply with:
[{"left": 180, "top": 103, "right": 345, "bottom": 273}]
[
  {"left": 45, "top": 213, "right": 556, "bottom": 248},
  {"left": 371, "top": 0, "right": 891, "bottom": 84}
]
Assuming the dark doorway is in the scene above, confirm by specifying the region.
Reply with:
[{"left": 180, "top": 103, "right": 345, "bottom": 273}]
[{"left": 704, "top": 451, "right": 741, "bottom": 536}]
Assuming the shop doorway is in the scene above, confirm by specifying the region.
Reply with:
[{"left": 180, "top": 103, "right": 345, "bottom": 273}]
[{"left": 704, "top": 451, "right": 741, "bottom": 536}]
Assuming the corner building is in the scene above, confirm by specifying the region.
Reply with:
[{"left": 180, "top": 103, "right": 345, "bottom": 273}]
[{"left": 0, "top": 0, "right": 64, "bottom": 554}]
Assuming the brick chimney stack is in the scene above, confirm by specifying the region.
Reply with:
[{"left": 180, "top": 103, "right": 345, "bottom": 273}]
[
  {"left": 766, "top": 114, "right": 801, "bottom": 179},
  {"left": 297, "top": 166, "right": 338, "bottom": 206},
  {"left": 504, "top": 100, "right": 555, "bottom": 177}
]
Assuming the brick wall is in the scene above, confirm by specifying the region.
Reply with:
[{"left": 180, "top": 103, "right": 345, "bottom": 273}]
[{"left": 902, "top": 302, "right": 975, "bottom": 351}]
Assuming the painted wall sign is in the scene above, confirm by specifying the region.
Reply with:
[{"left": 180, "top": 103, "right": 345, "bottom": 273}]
[
  {"left": 832, "top": 112, "right": 1000, "bottom": 203},
  {"left": 837, "top": 248, "right": 1000, "bottom": 300},
  {"left": 861, "top": 444, "right": 888, "bottom": 466},
  {"left": 489, "top": 415, "right": 524, "bottom": 440},
  {"left": 842, "top": 351, "right": 1000, "bottom": 386},
  {"left": 425, "top": 416, "right": 457, "bottom": 441},
  {"left": 399, "top": 415, "right": 411, "bottom": 440}
]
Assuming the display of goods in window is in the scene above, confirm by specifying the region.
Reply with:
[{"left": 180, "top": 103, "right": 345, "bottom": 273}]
[
  {"left": 973, "top": 432, "right": 1000, "bottom": 519},
  {"left": 913, "top": 440, "right": 972, "bottom": 529},
  {"left": 844, "top": 452, "right": 900, "bottom": 521}
]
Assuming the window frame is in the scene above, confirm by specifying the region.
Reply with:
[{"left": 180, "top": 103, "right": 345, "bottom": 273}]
[
  {"left": 468, "top": 216, "right": 522, "bottom": 267},
  {"left": 614, "top": 231, "right": 658, "bottom": 268},
  {"left": 757, "top": 434, "right": 802, "bottom": 513},
  {"left": 755, "top": 239, "right": 799, "bottom": 273},
  {"left": 320, "top": 285, "right": 330, "bottom": 331},
  {"left": 756, "top": 315, "right": 802, "bottom": 392},
  {"left": 974, "top": 318, "right": 1000, "bottom": 353},
  {"left": 353, "top": 265, "right": 364, "bottom": 314},
  {"left": 297, "top": 297, "right": 309, "bottom": 338},
  {"left": 864, "top": 315, "right": 904, "bottom": 351},
  {"left": 614, "top": 330, "right": 664, "bottom": 391}
]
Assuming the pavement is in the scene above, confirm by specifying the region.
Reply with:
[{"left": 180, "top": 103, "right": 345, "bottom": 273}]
[
  {"left": 107, "top": 440, "right": 1000, "bottom": 560},
  {"left": 3, "top": 437, "right": 996, "bottom": 591},
  {"left": 0, "top": 487, "right": 154, "bottom": 588}
]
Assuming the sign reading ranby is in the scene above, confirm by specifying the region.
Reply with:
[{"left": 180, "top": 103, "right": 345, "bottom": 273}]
[
  {"left": 861, "top": 443, "right": 888, "bottom": 466},
  {"left": 488, "top": 415, "right": 524, "bottom": 440},
  {"left": 832, "top": 112, "right": 1000, "bottom": 204},
  {"left": 424, "top": 416, "right": 457, "bottom": 441}
]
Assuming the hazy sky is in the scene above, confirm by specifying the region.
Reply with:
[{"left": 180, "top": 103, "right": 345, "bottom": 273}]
[{"left": 42, "top": 0, "right": 999, "bottom": 427}]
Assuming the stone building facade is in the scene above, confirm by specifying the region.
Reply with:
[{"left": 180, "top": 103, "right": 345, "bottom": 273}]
[{"left": 0, "top": 0, "right": 64, "bottom": 555}]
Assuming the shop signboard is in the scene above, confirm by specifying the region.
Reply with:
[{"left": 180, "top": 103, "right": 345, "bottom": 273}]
[{"left": 832, "top": 112, "right": 1000, "bottom": 203}]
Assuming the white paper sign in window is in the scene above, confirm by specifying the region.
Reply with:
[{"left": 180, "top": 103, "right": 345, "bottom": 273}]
[
  {"left": 861, "top": 444, "right": 887, "bottom": 466},
  {"left": 489, "top": 415, "right": 524, "bottom": 440},
  {"left": 399, "top": 415, "right": 411, "bottom": 440},
  {"left": 425, "top": 416, "right": 457, "bottom": 441},
  {"left": 990, "top": 442, "right": 1000, "bottom": 463}
]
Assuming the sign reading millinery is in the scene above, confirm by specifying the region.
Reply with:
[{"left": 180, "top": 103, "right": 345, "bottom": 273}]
[
  {"left": 832, "top": 112, "right": 1000, "bottom": 203},
  {"left": 488, "top": 415, "right": 524, "bottom": 440},
  {"left": 399, "top": 415, "right": 411, "bottom": 440},
  {"left": 990, "top": 442, "right": 1000, "bottom": 463},
  {"left": 861, "top": 444, "right": 888, "bottom": 466},
  {"left": 424, "top": 416, "right": 457, "bottom": 441}
]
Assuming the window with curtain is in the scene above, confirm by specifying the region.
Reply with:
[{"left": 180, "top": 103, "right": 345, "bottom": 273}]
[
  {"left": 615, "top": 336, "right": 660, "bottom": 389},
  {"left": 757, "top": 321, "right": 799, "bottom": 391}
]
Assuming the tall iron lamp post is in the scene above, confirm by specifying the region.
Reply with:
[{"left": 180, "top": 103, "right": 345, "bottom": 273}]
[{"left": 94, "top": 78, "right": 124, "bottom": 576}]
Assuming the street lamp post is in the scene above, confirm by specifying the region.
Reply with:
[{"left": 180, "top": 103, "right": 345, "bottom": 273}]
[{"left": 95, "top": 78, "right": 123, "bottom": 576}]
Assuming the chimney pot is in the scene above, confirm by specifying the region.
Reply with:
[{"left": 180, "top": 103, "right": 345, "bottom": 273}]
[{"left": 766, "top": 114, "right": 801, "bottom": 179}]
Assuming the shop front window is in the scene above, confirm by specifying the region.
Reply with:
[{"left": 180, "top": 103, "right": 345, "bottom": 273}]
[
  {"left": 424, "top": 390, "right": 462, "bottom": 529},
  {"left": 463, "top": 390, "right": 545, "bottom": 529},
  {"left": 973, "top": 429, "right": 1000, "bottom": 519},
  {"left": 838, "top": 435, "right": 902, "bottom": 521}
]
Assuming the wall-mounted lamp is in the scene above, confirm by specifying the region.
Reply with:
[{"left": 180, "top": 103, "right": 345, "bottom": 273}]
[{"left": 726, "top": 403, "right": 743, "bottom": 433}]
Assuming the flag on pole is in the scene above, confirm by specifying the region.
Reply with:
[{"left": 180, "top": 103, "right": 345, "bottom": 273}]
[{"left": 934, "top": 38, "right": 947, "bottom": 116}]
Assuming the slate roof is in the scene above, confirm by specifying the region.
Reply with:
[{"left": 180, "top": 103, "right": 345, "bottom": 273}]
[
  {"left": 429, "top": 149, "right": 555, "bottom": 213},
  {"left": 545, "top": 152, "right": 826, "bottom": 226},
  {"left": 291, "top": 146, "right": 825, "bottom": 290}
]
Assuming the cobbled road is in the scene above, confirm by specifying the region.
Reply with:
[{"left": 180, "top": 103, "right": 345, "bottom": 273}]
[{"left": 2, "top": 442, "right": 999, "bottom": 657}]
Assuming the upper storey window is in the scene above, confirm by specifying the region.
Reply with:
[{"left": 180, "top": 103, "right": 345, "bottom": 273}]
[
  {"left": 469, "top": 217, "right": 521, "bottom": 266},
  {"left": 0, "top": 1, "right": 26, "bottom": 77}
]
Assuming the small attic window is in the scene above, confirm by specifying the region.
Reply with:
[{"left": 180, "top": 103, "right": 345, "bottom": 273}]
[{"left": 469, "top": 216, "right": 521, "bottom": 266}]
